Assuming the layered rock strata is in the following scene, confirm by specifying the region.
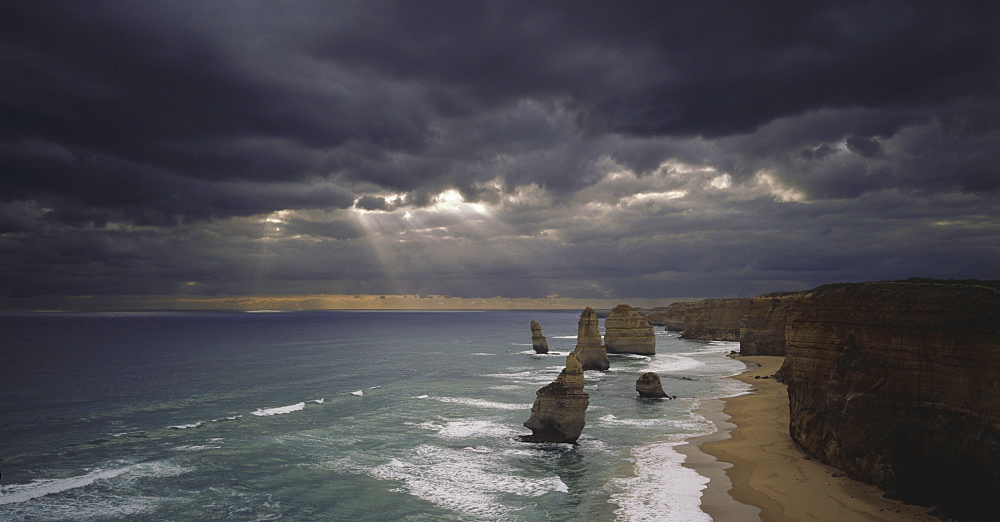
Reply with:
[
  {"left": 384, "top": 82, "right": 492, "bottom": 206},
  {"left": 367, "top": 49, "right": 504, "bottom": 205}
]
[
  {"left": 573, "top": 307, "right": 610, "bottom": 371},
  {"left": 783, "top": 280, "right": 1000, "bottom": 519},
  {"left": 645, "top": 302, "right": 691, "bottom": 331},
  {"left": 635, "top": 372, "right": 669, "bottom": 399},
  {"left": 680, "top": 298, "right": 754, "bottom": 340},
  {"left": 738, "top": 292, "right": 802, "bottom": 356},
  {"left": 522, "top": 352, "right": 589, "bottom": 443},
  {"left": 604, "top": 304, "right": 656, "bottom": 355},
  {"left": 530, "top": 320, "right": 549, "bottom": 354}
]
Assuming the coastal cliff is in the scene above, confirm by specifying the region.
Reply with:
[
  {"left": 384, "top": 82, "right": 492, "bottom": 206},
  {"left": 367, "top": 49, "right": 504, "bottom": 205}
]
[
  {"left": 604, "top": 304, "right": 656, "bottom": 355},
  {"left": 738, "top": 293, "right": 802, "bottom": 356},
  {"left": 522, "top": 352, "right": 589, "bottom": 443},
  {"left": 645, "top": 302, "right": 690, "bottom": 331},
  {"left": 681, "top": 298, "right": 754, "bottom": 341},
  {"left": 573, "top": 307, "right": 610, "bottom": 371},
  {"left": 782, "top": 280, "right": 1000, "bottom": 519}
]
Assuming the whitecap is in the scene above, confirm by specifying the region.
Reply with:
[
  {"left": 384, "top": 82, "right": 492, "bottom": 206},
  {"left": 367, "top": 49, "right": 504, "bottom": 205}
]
[
  {"left": 172, "top": 444, "right": 221, "bottom": 452},
  {"left": 350, "top": 390, "right": 364, "bottom": 396},
  {"left": 413, "top": 419, "right": 520, "bottom": 439},
  {"left": 307, "top": 398, "right": 325, "bottom": 404},
  {"left": 471, "top": 352, "right": 496, "bottom": 356},
  {"left": 428, "top": 396, "right": 530, "bottom": 411},
  {"left": 368, "top": 386, "right": 381, "bottom": 389},
  {"left": 414, "top": 394, "right": 430, "bottom": 399},
  {"left": 210, "top": 415, "right": 242, "bottom": 422},
  {"left": 0, "top": 461, "right": 190, "bottom": 506},
  {"left": 167, "top": 421, "right": 203, "bottom": 430},
  {"left": 0, "top": 467, "right": 132, "bottom": 505},
  {"left": 250, "top": 402, "right": 305, "bottom": 416}
]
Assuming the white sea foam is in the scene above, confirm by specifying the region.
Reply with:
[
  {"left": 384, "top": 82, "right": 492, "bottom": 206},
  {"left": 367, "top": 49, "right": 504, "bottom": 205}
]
[
  {"left": 413, "top": 419, "right": 520, "bottom": 439},
  {"left": 250, "top": 402, "right": 305, "bottom": 416},
  {"left": 646, "top": 353, "right": 703, "bottom": 373},
  {"left": 598, "top": 414, "right": 697, "bottom": 429},
  {"left": 414, "top": 394, "right": 430, "bottom": 399},
  {"left": 428, "top": 396, "right": 530, "bottom": 411},
  {"left": 0, "top": 460, "right": 190, "bottom": 507},
  {"left": 350, "top": 390, "right": 364, "bottom": 396},
  {"left": 168, "top": 421, "right": 203, "bottom": 429},
  {"left": 550, "top": 335, "right": 577, "bottom": 339},
  {"left": 0, "top": 467, "right": 132, "bottom": 505},
  {"left": 471, "top": 352, "right": 496, "bottom": 356},
  {"left": 368, "top": 386, "right": 381, "bottom": 389},
  {"left": 610, "top": 441, "right": 711, "bottom": 522},
  {"left": 172, "top": 444, "right": 221, "bottom": 452},
  {"left": 340, "top": 444, "right": 568, "bottom": 520}
]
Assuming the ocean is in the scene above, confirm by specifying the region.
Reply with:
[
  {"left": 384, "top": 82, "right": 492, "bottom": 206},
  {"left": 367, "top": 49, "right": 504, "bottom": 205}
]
[{"left": 0, "top": 310, "right": 747, "bottom": 521}]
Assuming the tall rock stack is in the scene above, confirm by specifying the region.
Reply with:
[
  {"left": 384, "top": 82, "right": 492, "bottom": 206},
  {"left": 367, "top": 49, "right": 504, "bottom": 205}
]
[
  {"left": 573, "top": 307, "right": 610, "bottom": 371},
  {"left": 604, "top": 304, "right": 656, "bottom": 355},
  {"left": 522, "top": 352, "right": 590, "bottom": 443},
  {"left": 530, "top": 320, "right": 549, "bottom": 354}
]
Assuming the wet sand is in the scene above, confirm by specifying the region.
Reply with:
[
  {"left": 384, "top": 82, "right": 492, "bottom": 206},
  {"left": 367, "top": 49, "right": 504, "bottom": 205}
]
[{"left": 680, "top": 355, "right": 939, "bottom": 521}]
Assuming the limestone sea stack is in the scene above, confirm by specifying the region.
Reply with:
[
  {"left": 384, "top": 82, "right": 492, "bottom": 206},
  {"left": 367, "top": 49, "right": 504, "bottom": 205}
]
[
  {"left": 522, "top": 352, "right": 590, "bottom": 443},
  {"left": 573, "top": 307, "right": 610, "bottom": 371},
  {"left": 530, "top": 320, "right": 549, "bottom": 354},
  {"left": 636, "top": 372, "right": 669, "bottom": 399},
  {"left": 604, "top": 304, "right": 656, "bottom": 355}
]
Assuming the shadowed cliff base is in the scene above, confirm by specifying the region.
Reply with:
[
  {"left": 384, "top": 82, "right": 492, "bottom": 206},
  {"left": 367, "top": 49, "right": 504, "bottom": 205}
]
[{"left": 684, "top": 356, "right": 940, "bottom": 521}]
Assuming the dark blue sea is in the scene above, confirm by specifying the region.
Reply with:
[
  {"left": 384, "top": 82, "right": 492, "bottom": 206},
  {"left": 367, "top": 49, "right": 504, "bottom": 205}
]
[{"left": 0, "top": 310, "right": 747, "bottom": 521}]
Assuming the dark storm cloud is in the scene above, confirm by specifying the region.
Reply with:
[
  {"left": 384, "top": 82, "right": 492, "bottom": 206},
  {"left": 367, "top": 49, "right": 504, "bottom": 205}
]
[{"left": 1, "top": 0, "right": 998, "bottom": 301}]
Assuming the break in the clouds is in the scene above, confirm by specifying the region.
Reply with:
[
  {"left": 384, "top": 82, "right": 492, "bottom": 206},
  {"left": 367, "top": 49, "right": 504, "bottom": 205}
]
[{"left": 1, "top": 0, "right": 998, "bottom": 305}]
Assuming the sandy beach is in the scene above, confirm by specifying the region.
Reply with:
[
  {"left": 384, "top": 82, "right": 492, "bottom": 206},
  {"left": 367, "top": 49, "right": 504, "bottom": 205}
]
[{"left": 680, "top": 355, "right": 939, "bottom": 521}]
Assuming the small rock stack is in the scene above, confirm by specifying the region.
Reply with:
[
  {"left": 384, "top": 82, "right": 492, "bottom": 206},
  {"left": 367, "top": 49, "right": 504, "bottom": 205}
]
[
  {"left": 522, "top": 352, "right": 590, "bottom": 443},
  {"left": 530, "top": 320, "right": 549, "bottom": 354}
]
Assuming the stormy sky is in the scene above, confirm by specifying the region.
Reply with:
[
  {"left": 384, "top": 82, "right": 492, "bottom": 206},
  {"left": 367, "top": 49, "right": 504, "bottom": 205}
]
[{"left": 2, "top": 0, "right": 998, "bottom": 307}]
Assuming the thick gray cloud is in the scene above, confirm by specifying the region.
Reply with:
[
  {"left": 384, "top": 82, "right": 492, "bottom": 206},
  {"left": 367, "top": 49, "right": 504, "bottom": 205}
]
[{"left": 1, "top": 0, "right": 997, "bottom": 302}]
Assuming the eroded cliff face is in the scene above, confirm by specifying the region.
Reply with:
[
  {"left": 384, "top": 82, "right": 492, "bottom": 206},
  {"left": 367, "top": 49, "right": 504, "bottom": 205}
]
[
  {"left": 574, "top": 307, "right": 610, "bottom": 371},
  {"left": 681, "top": 298, "right": 754, "bottom": 340},
  {"left": 522, "top": 352, "right": 589, "bottom": 443},
  {"left": 530, "top": 320, "right": 549, "bottom": 354},
  {"left": 645, "top": 302, "right": 690, "bottom": 331},
  {"left": 738, "top": 293, "right": 803, "bottom": 356},
  {"left": 604, "top": 304, "right": 656, "bottom": 355},
  {"left": 783, "top": 280, "right": 1000, "bottom": 519}
]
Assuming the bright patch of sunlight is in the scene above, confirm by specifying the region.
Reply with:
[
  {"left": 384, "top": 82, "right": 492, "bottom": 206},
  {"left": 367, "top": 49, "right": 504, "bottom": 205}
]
[
  {"left": 755, "top": 172, "right": 807, "bottom": 203},
  {"left": 431, "top": 189, "right": 488, "bottom": 215},
  {"left": 709, "top": 174, "right": 732, "bottom": 190}
]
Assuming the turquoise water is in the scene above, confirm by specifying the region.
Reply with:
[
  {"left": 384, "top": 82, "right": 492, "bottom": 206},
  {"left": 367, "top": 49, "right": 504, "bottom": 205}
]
[{"left": 0, "top": 311, "right": 747, "bottom": 520}]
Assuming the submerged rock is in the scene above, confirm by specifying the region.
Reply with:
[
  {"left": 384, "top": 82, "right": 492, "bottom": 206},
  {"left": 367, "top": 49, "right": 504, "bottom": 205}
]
[
  {"left": 604, "top": 304, "right": 656, "bottom": 355},
  {"left": 635, "top": 372, "right": 669, "bottom": 399},
  {"left": 573, "top": 307, "right": 610, "bottom": 371},
  {"left": 530, "top": 320, "right": 549, "bottom": 354},
  {"left": 522, "top": 352, "right": 589, "bottom": 443}
]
